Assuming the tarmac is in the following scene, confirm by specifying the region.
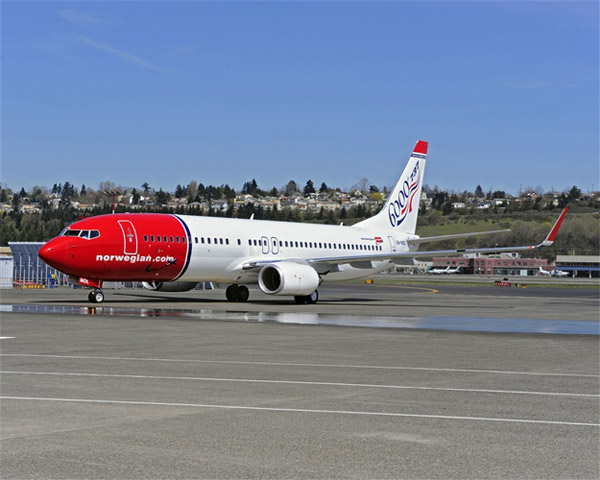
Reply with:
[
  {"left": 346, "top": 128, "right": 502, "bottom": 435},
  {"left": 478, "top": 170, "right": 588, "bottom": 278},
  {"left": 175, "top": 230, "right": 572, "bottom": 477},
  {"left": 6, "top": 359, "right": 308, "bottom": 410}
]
[{"left": 1, "top": 278, "right": 599, "bottom": 478}]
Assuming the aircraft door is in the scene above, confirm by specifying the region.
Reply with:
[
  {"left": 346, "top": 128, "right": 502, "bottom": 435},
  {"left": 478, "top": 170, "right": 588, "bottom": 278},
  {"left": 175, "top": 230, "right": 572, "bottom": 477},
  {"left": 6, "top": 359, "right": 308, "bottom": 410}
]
[
  {"left": 388, "top": 236, "right": 397, "bottom": 253},
  {"left": 261, "top": 236, "right": 270, "bottom": 255},
  {"left": 271, "top": 236, "right": 279, "bottom": 255},
  {"left": 118, "top": 220, "right": 138, "bottom": 255}
]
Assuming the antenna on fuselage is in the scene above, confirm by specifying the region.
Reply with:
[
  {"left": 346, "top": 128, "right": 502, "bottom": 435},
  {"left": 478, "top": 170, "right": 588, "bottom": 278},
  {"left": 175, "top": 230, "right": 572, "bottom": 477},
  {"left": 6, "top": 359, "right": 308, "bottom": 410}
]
[{"left": 250, "top": 214, "right": 255, "bottom": 220}]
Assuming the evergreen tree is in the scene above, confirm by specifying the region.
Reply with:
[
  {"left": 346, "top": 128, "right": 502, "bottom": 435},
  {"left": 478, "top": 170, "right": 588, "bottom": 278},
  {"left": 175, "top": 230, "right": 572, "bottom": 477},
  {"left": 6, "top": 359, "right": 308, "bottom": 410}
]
[{"left": 303, "top": 180, "right": 315, "bottom": 195}]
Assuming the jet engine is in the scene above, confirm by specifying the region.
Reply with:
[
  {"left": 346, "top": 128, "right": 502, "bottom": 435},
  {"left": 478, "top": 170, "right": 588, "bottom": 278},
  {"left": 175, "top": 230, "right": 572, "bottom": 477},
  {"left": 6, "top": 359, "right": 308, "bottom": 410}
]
[
  {"left": 141, "top": 281, "right": 198, "bottom": 292},
  {"left": 258, "top": 262, "right": 320, "bottom": 296}
]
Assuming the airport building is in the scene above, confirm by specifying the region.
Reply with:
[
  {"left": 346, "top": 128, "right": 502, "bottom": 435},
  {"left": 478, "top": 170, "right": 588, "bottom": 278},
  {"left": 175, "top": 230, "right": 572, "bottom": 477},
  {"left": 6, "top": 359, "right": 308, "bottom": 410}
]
[
  {"left": 432, "top": 254, "right": 549, "bottom": 276},
  {"left": 555, "top": 255, "right": 600, "bottom": 278}
]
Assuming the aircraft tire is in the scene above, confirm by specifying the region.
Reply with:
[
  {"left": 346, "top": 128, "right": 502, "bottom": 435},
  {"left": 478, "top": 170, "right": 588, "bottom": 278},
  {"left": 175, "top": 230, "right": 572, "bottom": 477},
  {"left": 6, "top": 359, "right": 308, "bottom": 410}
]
[
  {"left": 226, "top": 285, "right": 238, "bottom": 302},
  {"left": 237, "top": 285, "right": 249, "bottom": 302},
  {"left": 89, "top": 290, "right": 104, "bottom": 303},
  {"left": 307, "top": 290, "right": 319, "bottom": 304}
]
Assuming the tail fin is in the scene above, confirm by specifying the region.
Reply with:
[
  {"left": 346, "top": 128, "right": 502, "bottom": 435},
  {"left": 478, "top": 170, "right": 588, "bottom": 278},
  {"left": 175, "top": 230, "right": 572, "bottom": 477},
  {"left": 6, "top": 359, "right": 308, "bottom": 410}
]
[{"left": 355, "top": 140, "right": 427, "bottom": 234}]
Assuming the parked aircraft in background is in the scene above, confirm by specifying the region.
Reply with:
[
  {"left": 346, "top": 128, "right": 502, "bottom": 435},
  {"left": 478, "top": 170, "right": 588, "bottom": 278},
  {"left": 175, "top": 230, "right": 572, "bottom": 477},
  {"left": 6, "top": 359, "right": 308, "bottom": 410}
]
[
  {"left": 539, "top": 266, "right": 569, "bottom": 277},
  {"left": 38, "top": 141, "right": 568, "bottom": 304},
  {"left": 429, "top": 266, "right": 462, "bottom": 275}
]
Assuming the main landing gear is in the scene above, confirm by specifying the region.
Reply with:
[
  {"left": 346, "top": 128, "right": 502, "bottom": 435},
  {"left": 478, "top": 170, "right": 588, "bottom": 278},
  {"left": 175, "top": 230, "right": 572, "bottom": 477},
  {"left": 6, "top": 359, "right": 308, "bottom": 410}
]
[
  {"left": 226, "top": 284, "right": 250, "bottom": 302},
  {"left": 294, "top": 290, "right": 319, "bottom": 305},
  {"left": 88, "top": 290, "right": 104, "bottom": 304}
]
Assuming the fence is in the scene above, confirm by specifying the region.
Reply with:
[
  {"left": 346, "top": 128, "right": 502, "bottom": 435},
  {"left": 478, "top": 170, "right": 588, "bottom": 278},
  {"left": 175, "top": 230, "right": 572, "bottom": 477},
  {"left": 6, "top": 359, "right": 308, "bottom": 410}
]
[{"left": 4, "top": 243, "right": 213, "bottom": 290}]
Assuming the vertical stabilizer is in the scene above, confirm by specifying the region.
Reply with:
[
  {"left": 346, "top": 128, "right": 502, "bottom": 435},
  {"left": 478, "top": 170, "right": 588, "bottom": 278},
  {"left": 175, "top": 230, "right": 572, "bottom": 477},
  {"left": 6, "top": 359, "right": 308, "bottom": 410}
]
[{"left": 355, "top": 140, "right": 427, "bottom": 234}]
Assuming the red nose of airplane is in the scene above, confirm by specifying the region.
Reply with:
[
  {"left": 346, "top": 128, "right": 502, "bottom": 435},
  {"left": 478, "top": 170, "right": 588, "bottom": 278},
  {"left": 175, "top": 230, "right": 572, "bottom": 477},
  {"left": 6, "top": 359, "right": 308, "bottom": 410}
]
[{"left": 38, "top": 238, "right": 69, "bottom": 272}]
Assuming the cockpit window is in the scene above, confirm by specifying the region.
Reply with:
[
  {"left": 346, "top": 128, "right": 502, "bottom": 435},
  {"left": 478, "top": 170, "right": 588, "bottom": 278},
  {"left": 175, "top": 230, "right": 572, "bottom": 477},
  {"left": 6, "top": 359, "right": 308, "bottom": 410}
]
[{"left": 61, "top": 229, "right": 100, "bottom": 239}]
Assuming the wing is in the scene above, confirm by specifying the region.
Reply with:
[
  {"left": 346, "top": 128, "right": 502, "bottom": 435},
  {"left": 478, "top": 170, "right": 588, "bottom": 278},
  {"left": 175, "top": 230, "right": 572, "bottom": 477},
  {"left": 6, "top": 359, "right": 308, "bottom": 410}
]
[
  {"left": 407, "top": 229, "right": 510, "bottom": 245},
  {"left": 241, "top": 208, "right": 567, "bottom": 273}
]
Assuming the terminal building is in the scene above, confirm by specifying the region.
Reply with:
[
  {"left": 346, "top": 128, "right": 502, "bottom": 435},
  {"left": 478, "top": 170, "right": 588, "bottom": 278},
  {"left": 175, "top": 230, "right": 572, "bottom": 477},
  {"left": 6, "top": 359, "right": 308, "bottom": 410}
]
[{"left": 555, "top": 255, "right": 600, "bottom": 278}]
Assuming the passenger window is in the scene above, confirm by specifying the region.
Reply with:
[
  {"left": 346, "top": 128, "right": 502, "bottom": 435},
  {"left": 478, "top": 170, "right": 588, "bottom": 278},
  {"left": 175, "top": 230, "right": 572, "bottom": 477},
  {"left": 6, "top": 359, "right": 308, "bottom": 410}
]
[
  {"left": 253, "top": 240, "right": 257, "bottom": 246},
  {"left": 144, "top": 235, "right": 148, "bottom": 242},
  {"left": 150, "top": 235, "right": 155, "bottom": 242},
  {"left": 207, "top": 238, "right": 211, "bottom": 244},
  {"left": 194, "top": 237, "right": 198, "bottom": 244},
  {"left": 279, "top": 241, "right": 283, "bottom": 247},
  {"left": 214, "top": 238, "right": 217, "bottom": 244},
  {"left": 176, "top": 237, "right": 180, "bottom": 243},
  {"left": 202, "top": 238, "right": 205, "bottom": 244},
  {"left": 248, "top": 239, "right": 252, "bottom": 246},
  {"left": 285, "top": 241, "right": 289, "bottom": 247},
  {"left": 182, "top": 237, "right": 186, "bottom": 243},
  {"left": 226, "top": 239, "right": 229, "bottom": 245},
  {"left": 237, "top": 239, "right": 241, "bottom": 246},
  {"left": 295, "top": 241, "right": 298, "bottom": 247},
  {"left": 309, "top": 242, "right": 313, "bottom": 248},
  {"left": 219, "top": 238, "right": 223, "bottom": 245},
  {"left": 172, "top": 236, "right": 175, "bottom": 243},
  {"left": 157, "top": 236, "right": 161, "bottom": 243},
  {"left": 163, "top": 236, "right": 168, "bottom": 243}
]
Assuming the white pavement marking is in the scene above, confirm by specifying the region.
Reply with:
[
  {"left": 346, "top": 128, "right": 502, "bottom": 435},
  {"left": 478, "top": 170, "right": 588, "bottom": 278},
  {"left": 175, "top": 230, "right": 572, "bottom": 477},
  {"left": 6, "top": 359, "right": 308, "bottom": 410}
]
[
  {"left": 2, "top": 396, "right": 598, "bottom": 427},
  {"left": 0, "top": 337, "right": 15, "bottom": 340},
  {"left": 1, "top": 354, "right": 597, "bottom": 378},
  {"left": 2, "top": 371, "right": 598, "bottom": 398}
]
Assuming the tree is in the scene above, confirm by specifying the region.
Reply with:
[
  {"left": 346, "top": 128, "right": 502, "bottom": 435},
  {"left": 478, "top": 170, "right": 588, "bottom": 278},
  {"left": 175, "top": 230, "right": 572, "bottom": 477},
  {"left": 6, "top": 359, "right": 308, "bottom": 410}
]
[
  {"left": 474, "top": 185, "right": 484, "bottom": 198},
  {"left": 284, "top": 180, "right": 298, "bottom": 196},
  {"left": 356, "top": 177, "right": 370, "bottom": 194},
  {"left": 141, "top": 182, "right": 150, "bottom": 194},
  {"left": 80, "top": 184, "right": 87, "bottom": 196},
  {"left": 187, "top": 180, "right": 198, "bottom": 201},
  {"left": 155, "top": 188, "right": 171, "bottom": 205},
  {"left": 303, "top": 180, "right": 315, "bottom": 195},
  {"left": 319, "top": 182, "right": 329, "bottom": 194},
  {"left": 567, "top": 186, "right": 582, "bottom": 202},
  {"left": 241, "top": 179, "right": 259, "bottom": 196},
  {"left": 131, "top": 188, "right": 140, "bottom": 205},
  {"left": 175, "top": 184, "right": 185, "bottom": 198}
]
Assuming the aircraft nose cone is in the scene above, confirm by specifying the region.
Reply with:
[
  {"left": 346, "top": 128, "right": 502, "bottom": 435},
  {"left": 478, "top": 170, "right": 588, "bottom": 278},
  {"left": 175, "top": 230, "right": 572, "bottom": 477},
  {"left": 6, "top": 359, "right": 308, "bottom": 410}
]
[{"left": 39, "top": 239, "right": 68, "bottom": 271}]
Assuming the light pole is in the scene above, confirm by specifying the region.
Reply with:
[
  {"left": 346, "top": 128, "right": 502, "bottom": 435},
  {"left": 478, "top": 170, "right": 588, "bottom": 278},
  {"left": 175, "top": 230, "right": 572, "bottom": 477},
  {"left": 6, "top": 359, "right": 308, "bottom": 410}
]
[{"left": 102, "top": 189, "right": 122, "bottom": 214}]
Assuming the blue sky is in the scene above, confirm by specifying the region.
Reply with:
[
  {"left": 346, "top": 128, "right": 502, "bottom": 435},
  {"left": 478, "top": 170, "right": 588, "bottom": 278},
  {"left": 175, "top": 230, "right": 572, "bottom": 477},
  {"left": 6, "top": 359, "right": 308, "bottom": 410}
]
[{"left": 2, "top": 1, "right": 598, "bottom": 195}]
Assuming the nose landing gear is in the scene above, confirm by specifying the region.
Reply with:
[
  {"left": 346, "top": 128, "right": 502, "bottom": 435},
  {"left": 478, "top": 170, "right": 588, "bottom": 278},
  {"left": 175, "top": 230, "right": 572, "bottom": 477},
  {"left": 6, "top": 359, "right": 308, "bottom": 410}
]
[{"left": 88, "top": 290, "right": 105, "bottom": 303}]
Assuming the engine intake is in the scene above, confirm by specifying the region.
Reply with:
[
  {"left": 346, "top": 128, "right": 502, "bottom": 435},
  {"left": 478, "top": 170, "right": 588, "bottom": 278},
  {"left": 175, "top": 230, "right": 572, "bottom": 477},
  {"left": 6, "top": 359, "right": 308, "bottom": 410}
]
[{"left": 258, "top": 262, "right": 320, "bottom": 296}]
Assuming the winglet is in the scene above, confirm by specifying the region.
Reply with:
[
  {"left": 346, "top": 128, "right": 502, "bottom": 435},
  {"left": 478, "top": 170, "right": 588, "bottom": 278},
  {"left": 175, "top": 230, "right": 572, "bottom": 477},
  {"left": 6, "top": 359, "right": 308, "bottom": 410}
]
[
  {"left": 413, "top": 140, "right": 428, "bottom": 156},
  {"left": 540, "top": 208, "right": 568, "bottom": 247}
]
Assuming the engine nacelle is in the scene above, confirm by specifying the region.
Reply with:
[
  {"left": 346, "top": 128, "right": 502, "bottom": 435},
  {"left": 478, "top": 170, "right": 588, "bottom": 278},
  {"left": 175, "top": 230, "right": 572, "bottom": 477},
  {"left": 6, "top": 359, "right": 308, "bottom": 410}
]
[
  {"left": 142, "top": 281, "right": 198, "bottom": 292},
  {"left": 258, "top": 262, "right": 320, "bottom": 296}
]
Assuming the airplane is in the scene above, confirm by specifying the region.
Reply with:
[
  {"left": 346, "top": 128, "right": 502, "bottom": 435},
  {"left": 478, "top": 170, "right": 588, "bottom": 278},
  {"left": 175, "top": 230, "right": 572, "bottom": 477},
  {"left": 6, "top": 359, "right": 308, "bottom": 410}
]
[
  {"left": 538, "top": 265, "right": 569, "bottom": 277},
  {"left": 38, "top": 141, "right": 568, "bottom": 304},
  {"left": 429, "top": 266, "right": 461, "bottom": 274}
]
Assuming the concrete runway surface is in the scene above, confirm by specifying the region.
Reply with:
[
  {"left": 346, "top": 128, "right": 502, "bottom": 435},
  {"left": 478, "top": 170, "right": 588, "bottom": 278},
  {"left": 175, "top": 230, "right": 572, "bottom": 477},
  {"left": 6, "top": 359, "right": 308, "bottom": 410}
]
[{"left": 1, "top": 281, "right": 599, "bottom": 478}]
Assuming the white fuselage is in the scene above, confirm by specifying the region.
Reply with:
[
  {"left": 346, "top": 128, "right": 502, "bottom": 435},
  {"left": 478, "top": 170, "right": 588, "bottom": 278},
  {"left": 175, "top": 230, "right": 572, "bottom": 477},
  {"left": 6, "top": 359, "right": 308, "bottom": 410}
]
[{"left": 176, "top": 215, "right": 409, "bottom": 284}]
